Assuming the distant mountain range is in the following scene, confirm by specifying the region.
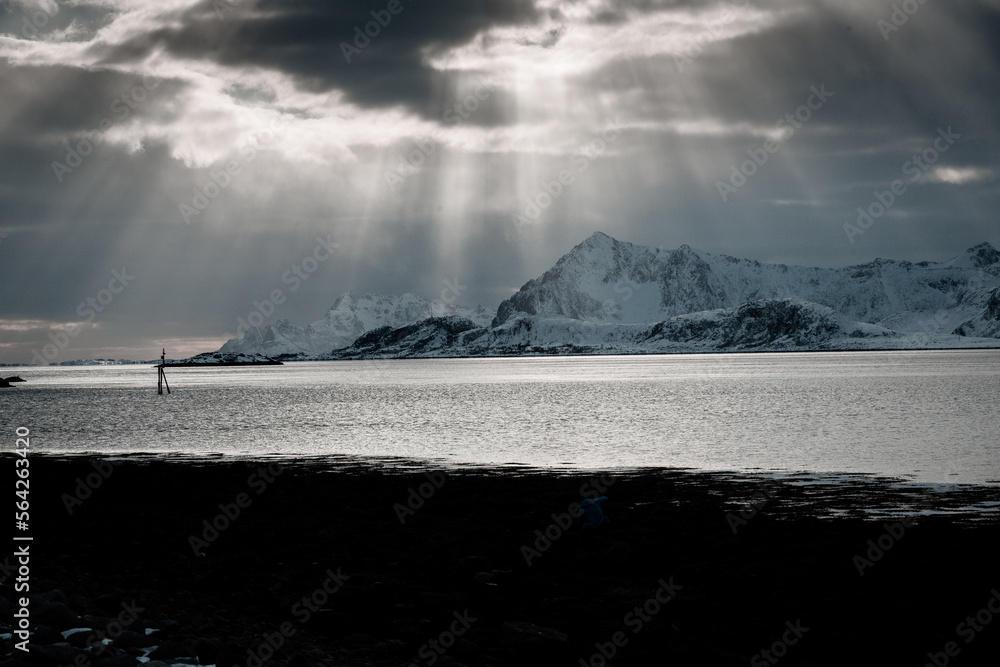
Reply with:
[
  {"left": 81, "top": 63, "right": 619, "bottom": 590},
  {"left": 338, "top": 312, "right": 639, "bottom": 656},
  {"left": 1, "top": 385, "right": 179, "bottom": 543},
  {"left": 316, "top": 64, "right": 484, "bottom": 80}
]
[
  {"left": 219, "top": 292, "right": 493, "bottom": 358},
  {"left": 217, "top": 232, "right": 1000, "bottom": 359}
]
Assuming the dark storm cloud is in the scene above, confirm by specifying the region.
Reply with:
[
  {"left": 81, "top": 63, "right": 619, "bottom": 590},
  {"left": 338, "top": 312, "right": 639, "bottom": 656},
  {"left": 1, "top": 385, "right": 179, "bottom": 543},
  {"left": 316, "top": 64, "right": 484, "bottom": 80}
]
[
  {"left": 0, "top": 61, "right": 185, "bottom": 232},
  {"left": 691, "top": 2, "right": 1000, "bottom": 219},
  {"left": 94, "top": 0, "right": 538, "bottom": 120},
  {"left": 692, "top": 1, "right": 1000, "bottom": 134},
  {"left": 575, "top": 0, "right": 1000, "bottom": 142}
]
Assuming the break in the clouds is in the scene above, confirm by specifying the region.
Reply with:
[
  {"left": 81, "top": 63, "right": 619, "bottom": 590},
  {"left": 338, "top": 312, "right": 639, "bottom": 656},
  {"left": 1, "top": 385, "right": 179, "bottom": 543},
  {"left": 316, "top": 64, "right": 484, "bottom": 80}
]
[{"left": 0, "top": 0, "right": 998, "bottom": 363}]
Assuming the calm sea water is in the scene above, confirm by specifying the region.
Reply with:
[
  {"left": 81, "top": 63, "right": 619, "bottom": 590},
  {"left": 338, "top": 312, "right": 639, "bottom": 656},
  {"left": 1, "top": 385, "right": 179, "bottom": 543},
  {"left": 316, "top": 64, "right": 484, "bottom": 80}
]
[{"left": 2, "top": 351, "right": 998, "bottom": 484}]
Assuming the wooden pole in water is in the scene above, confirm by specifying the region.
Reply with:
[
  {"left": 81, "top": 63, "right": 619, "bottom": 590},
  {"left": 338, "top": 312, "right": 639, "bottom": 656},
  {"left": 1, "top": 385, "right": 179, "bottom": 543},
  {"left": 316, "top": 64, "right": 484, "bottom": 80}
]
[{"left": 158, "top": 348, "right": 171, "bottom": 395}]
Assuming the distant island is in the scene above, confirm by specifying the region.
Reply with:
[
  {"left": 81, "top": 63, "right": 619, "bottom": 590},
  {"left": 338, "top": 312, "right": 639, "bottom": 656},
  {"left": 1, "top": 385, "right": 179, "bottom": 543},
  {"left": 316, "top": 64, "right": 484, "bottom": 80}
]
[
  {"left": 159, "top": 352, "right": 282, "bottom": 367},
  {"left": 52, "top": 358, "right": 161, "bottom": 366},
  {"left": 35, "top": 353, "right": 283, "bottom": 367}
]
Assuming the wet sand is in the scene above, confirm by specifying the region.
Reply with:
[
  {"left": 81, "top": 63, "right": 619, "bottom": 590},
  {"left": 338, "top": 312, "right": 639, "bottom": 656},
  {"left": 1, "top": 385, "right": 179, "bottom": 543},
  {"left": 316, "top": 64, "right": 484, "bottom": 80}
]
[{"left": 7, "top": 457, "right": 1000, "bottom": 666}]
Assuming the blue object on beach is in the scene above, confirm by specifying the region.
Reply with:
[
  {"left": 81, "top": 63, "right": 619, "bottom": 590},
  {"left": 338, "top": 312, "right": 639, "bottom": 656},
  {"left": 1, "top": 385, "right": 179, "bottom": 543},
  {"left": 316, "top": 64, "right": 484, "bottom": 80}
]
[{"left": 579, "top": 496, "right": 609, "bottom": 530}]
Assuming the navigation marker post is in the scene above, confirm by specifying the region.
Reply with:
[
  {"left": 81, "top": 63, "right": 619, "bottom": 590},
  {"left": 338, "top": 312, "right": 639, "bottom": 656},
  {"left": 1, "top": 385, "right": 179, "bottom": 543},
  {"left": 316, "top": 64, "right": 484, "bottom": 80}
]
[{"left": 157, "top": 348, "right": 171, "bottom": 395}]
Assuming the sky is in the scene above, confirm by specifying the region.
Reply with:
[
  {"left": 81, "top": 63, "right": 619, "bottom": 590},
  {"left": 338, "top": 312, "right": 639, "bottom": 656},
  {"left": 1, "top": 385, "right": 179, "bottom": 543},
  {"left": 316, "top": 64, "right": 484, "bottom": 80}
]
[{"left": 1, "top": 0, "right": 998, "bottom": 363}]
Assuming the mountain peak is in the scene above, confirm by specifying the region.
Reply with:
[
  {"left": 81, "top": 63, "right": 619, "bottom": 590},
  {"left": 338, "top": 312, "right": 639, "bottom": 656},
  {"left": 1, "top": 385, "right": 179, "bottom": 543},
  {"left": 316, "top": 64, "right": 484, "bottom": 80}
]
[
  {"left": 579, "top": 231, "right": 617, "bottom": 249},
  {"left": 966, "top": 242, "right": 1000, "bottom": 267},
  {"left": 330, "top": 291, "right": 358, "bottom": 311}
]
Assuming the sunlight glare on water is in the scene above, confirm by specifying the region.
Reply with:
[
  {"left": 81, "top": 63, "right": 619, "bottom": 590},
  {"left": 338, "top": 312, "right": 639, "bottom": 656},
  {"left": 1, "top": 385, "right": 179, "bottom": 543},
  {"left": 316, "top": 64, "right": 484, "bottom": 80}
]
[{"left": 2, "top": 351, "right": 998, "bottom": 484}]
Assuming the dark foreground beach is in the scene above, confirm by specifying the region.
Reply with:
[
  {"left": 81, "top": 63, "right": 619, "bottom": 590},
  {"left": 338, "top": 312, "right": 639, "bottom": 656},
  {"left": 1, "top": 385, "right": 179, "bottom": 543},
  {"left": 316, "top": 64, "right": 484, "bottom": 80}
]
[{"left": 5, "top": 457, "right": 1000, "bottom": 667}]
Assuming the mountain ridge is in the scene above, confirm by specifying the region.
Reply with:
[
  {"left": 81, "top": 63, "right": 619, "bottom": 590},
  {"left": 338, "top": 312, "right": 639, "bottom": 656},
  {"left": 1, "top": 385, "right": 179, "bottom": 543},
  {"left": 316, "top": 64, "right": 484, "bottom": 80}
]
[
  {"left": 219, "top": 291, "right": 492, "bottom": 358},
  {"left": 492, "top": 232, "right": 999, "bottom": 333},
  {"left": 324, "top": 297, "right": 1000, "bottom": 360},
  {"left": 217, "top": 233, "right": 1000, "bottom": 358}
]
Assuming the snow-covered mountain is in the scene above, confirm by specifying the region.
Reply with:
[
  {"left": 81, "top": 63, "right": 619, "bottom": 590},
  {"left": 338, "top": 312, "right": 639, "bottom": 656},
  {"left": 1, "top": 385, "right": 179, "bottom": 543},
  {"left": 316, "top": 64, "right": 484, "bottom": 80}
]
[
  {"left": 952, "top": 287, "right": 1000, "bottom": 338},
  {"left": 217, "top": 233, "right": 1000, "bottom": 359},
  {"left": 492, "top": 232, "right": 1000, "bottom": 334},
  {"left": 320, "top": 233, "right": 1000, "bottom": 359},
  {"left": 218, "top": 292, "right": 493, "bottom": 358},
  {"left": 326, "top": 298, "right": 1000, "bottom": 359}
]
